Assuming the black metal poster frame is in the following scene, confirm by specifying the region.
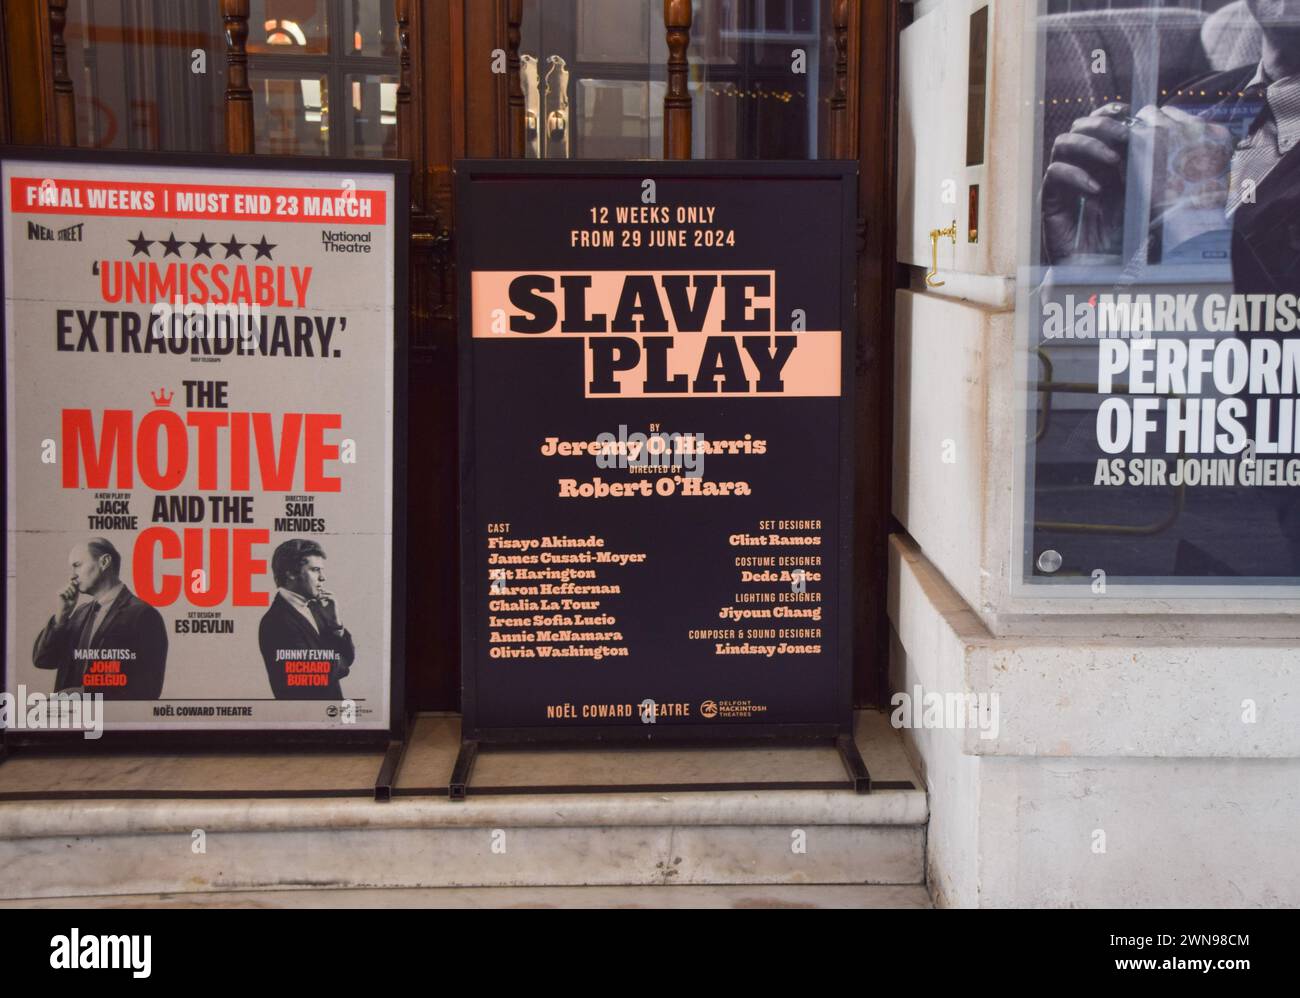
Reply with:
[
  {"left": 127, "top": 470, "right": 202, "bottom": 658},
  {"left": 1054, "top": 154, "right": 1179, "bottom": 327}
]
[
  {"left": 455, "top": 160, "right": 858, "bottom": 769},
  {"left": 0, "top": 147, "right": 408, "bottom": 753}
]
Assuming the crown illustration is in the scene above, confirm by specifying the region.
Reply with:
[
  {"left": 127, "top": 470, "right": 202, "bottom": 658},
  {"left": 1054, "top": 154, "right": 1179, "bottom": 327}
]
[{"left": 151, "top": 388, "right": 174, "bottom": 407}]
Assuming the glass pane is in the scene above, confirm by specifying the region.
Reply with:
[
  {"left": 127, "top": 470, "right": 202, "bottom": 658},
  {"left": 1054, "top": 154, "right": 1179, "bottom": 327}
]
[
  {"left": 345, "top": 73, "right": 399, "bottom": 157},
  {"left": 521, "top": 0, "right": 664, "bottom": 159},
  {"left": 515, "top": 0, "right": 831, "bottom": 160},
  {"left": 1016, "top": 0, "right": 1300, "bottom": 591},
  {"left": 250, "top": 71, "right": 329, "bottom": 155},
  {"left": 696, "top": 79, "right": 739, "bottom": 159},
  {"left": 248, "top": 0, "right": 330, "bottom": 55},
  {"left": 346, "top": 0, "right": 398, "bottom": 57},
  {"left": 574, "top": 0, "right": 666, "bottom": 63},
  {"left": 693, "top": 0, "right": 824, "bottom": 159},
  {"left": 793, "top": 0, "right": 814, "bottom": 33},
  {"left": 62, "top": 1, "right": 398, "bottom": 159},
  {"left": 63, "top": 0, "right": 225, "bottom": 152},
  {"left": 576, "top": 79, "right": 664, "bottom": 158}
]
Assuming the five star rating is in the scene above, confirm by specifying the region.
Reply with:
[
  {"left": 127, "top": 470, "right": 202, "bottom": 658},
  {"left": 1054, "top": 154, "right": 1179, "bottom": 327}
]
[{"left": 128, "top": 231, "right": 277, "bottom": 260}]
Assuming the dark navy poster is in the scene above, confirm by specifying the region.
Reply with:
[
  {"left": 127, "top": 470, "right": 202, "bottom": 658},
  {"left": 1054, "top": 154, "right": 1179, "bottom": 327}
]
[{"left": 456, "top": 161, "right": 856, "bottom": 740}]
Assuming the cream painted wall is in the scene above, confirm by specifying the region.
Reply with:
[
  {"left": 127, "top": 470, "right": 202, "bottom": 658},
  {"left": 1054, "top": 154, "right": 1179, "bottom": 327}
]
[
  {"left": 891, "top": 0, "right": 1300, "bottom": 907},
  {"left": 897, "top": 0, "right": 1023, "bottom": 281}
]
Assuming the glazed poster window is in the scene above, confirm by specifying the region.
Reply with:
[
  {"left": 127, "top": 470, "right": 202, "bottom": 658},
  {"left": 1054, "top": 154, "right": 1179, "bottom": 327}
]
[
  {"left": 456, "top": 161, "right": 855, "bottom": 742},
  {"left": 1017, "top": 0, "right": 1300, "bottom": 593},
  {"left": 1, "top": 150, "right": 406, "bottom": 741}
]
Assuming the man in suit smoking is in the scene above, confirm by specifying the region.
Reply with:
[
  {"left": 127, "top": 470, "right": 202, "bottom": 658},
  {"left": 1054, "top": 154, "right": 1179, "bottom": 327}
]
[
  {"left": 259, "top": 538, "right": 355, "bottom": 700},
  {"left": 1041, "top": 0, "right": 1300, "bottom": 572},
  {"left": 1043, "top": 0, "right": 1300, "bottom": 291},
  {"left": 32, "top": 537, "right": 168, "bottom": 699}
]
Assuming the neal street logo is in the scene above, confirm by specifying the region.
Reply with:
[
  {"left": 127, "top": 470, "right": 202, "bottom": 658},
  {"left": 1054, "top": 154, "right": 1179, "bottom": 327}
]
[
  {"left": 0, "top": 686, "right": 103, "bottom": 739},
  {"left": 27, "top": 220, "right": 84, "bottom": 242},
  {"left": 890, "top": 684, "right": 1000, "bottom": 741},
  {"left": 50, "top": 929, "right": 151, "bottom": 978}
]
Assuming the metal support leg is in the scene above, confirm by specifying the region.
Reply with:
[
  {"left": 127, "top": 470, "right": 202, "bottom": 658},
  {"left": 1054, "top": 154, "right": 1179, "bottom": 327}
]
[
  {"left": 835, "top": 734, "right": 872, "bottom": 794},
  {"left": 449, "top": 740, "right": 479, "bottom": 801},
  {"left": 373, "top": 725, "right": 410, "bottom": 802}
]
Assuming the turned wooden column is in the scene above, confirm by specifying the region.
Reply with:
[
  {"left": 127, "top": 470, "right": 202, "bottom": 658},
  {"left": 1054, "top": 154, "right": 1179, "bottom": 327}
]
[
  {"left": 830, "top": 0, "right": 850, "bottom": 158},
  {"left": 663, "top": 0, "right": 691, "bottom": 159},
  {"left": 397, "top": 0, "right": 414, "bottom": 162},
  {"left": 48, "top": 0, "right": 76, "bottom": 145},
  {"left": 506, "top": 0, "right": 525, "bottom": 158},
  {"left": 222, "top": 0, "right": 254, "bottom": 154}
]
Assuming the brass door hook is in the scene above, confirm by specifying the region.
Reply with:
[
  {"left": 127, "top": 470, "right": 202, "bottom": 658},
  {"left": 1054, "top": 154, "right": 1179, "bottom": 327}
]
[{"left": 926, "top": 220, "right": 957, "bottom": 287}]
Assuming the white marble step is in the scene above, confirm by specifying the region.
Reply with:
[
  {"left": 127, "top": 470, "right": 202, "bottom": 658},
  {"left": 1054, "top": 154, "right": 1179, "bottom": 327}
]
[
  {"left": 0, "top": 712, "right": 927, "bottom": 900},
  {"left": 3, "top": 884, "right": 934, "bottom": 908}
]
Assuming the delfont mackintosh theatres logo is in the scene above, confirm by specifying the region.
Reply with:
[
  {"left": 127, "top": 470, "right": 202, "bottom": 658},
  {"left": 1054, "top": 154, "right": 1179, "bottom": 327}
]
[
  {"left": 0, "top": 686, "right": 103, "bottom": 739},
  {"left": 697, "top": 698, "right": 767, "bottom": 719}
]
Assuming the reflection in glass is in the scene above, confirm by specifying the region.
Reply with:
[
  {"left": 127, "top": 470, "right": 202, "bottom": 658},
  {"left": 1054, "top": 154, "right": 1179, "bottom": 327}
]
[
  {"left": 522, "top": 54, "right": 543, "bottom": 157},
  {"left": 249, "top": 0, "right": 330, "bottom": 55},
  {"left": 59, "top": 0, "right": 396, "bottom": 158},
  {"left": 251, "top": 71, "right": 329, "bottom": 155},
  {"left": 519, "top": 0, "right": 828, "bottom": 159},
  {"left": 245, "top": 0, "right": 399, "bottom": 156},
  {"left": 574, "top": 0, "right": 666, "bottom": 63},
  {"left": 346, "top": 74, "right": 399, "bottom": 157},
  {"left": 521, "top": 0, "right": 664, "bottom": 159},
  {"left": 62, "top": 0, "right": 225, "bottom": 152},
  {"left": 576, "top": 79, "right": 664, "bottom": 158},
  {"left": 692, "top": 0, "right": 822, "bottom": 159},
  {"left": 545, "top": 56, "right": 574, "bottom": 158},
  {"left": 348, "top": 0, "right": 398, "bottom": 57}
]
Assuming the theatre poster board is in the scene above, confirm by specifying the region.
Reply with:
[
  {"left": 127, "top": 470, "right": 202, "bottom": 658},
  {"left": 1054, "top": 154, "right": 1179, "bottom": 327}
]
[
  {"left": 1017, "top": 1, "right": 1300, "bottom": 596},
  {"left": 456, "top": 160, "right": 856, "bottom": 743},
  {"left": 1, "top": 149, "right": 406, "bottom": 745}
]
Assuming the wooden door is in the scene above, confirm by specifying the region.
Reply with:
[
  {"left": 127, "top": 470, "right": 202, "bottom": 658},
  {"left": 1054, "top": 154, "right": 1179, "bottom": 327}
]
[
  {"left": 0, "top": 0, "right": 898, "bottom": 710},
  {"left": 400, "top": 0, "right": 899, "bottom": 709}
]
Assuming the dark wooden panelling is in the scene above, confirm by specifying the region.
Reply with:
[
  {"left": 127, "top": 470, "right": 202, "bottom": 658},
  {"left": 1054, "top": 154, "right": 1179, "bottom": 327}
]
[
  {"left": 400, "top": 1, "right": 519, "bottom": 712},
  {"left": 664, "top": 0, "right": 691, "bottom": 159},
  {"left": 831, "top": 0, "right": 849, "bottom": 158},
  {"left": 397, "top": 0, "right": 416, "bottom": 169},
  {"left": 506, "top": 0, "right": 524, "bottom": 158},
  {"left": 4, "top": 0, "right": 56, "bottom": 145},
  {"left": 221, "top": 0, "right": 253, "bottom": 154},
  {"left": 0, "top": 4, "right": 10, "bottom": 143},
  {"left": 853, "top": 0, "right": 899, "bottom": 707},
  {"left": 464, "top": 0, "right": 507, "bottom": 158},
  {"left": 47, "top": 0, "right": 75, "bottom": 144},
  {"left": 423, "top": 0, "right": 454, "bottom": 221}
]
